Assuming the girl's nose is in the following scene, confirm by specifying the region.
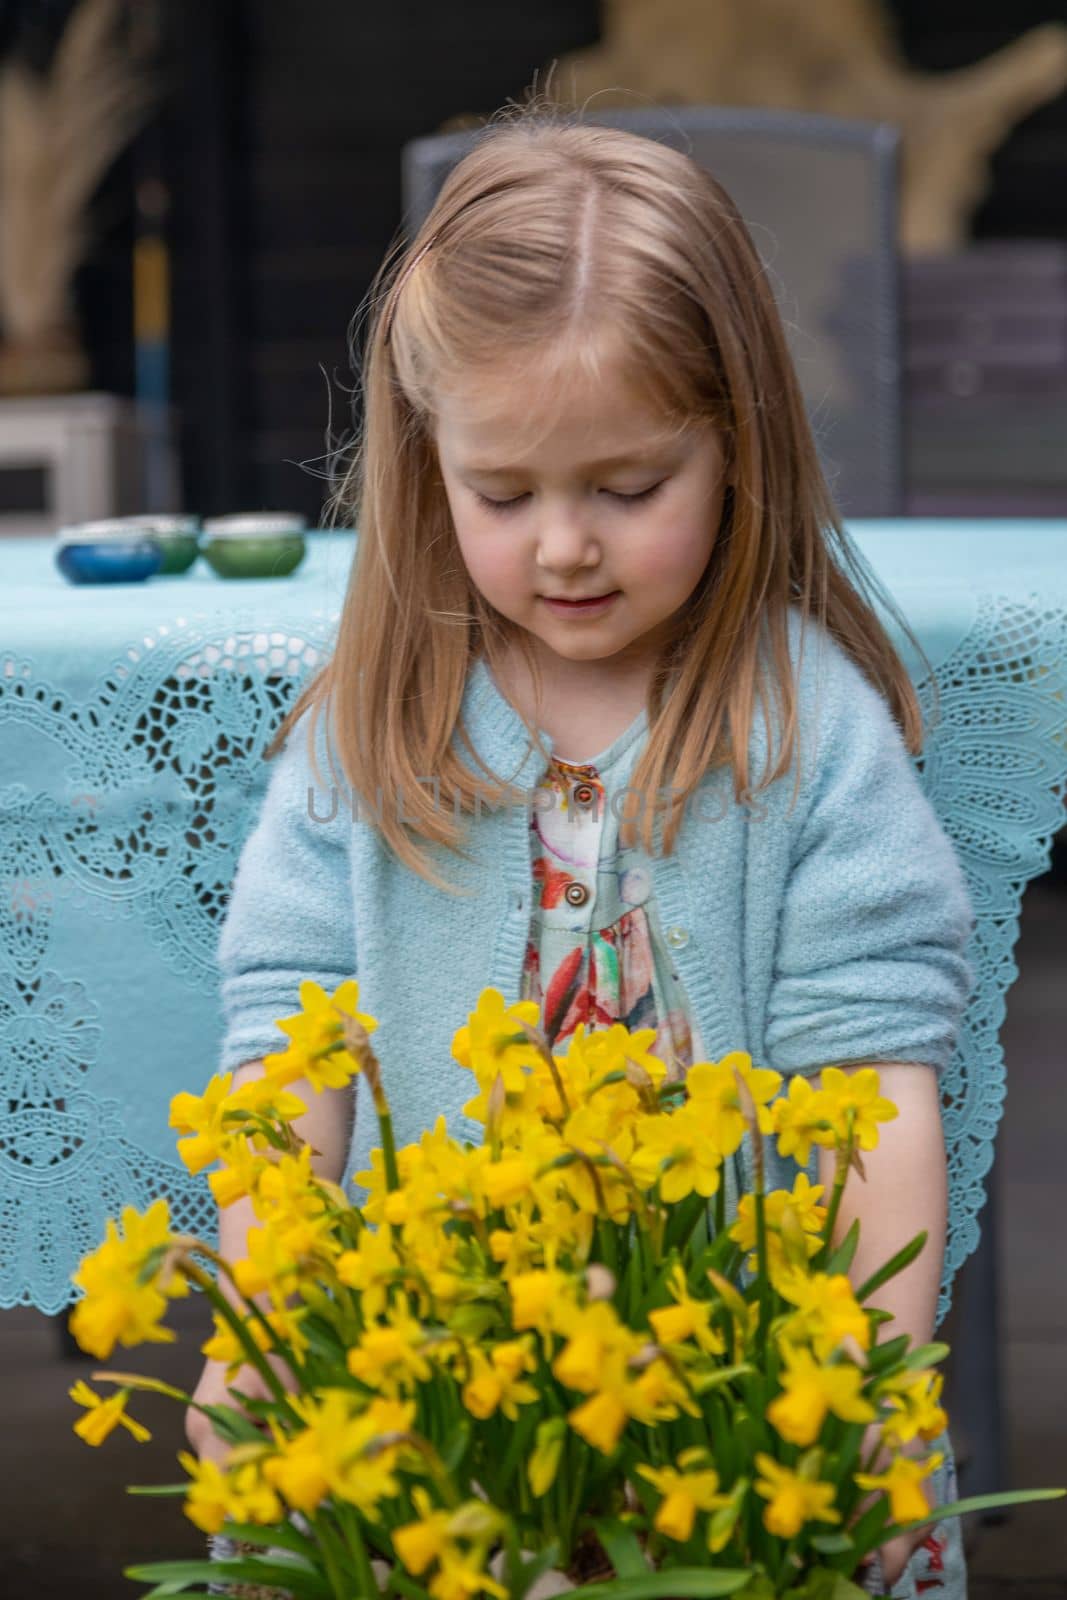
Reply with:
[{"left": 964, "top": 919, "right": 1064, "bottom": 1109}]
[{"left": 534, "top": 508, "right": 601, "bottom": 574}]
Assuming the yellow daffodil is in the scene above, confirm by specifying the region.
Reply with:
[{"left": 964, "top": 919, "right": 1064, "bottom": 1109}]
[
  {"left": 394, "top": 1485, "right": 453, "bottom": 1574},
  {"left": 177, "top": 1449, "right": 233, "bottom": 1534},
  {"left": 483, "top": 1153, "right": 538, "bottom": 1210},
  {"left": 769, "top": 1074, "right": 838, "bottom": 1166},
  {"left": 70, "top": 1379, "right": 151, "bottom": 1446},
  {"left": 347, "top": 1308, "right": 434, "bottom": 1393},
  {"left": 231, "top": 1220, "right": 306, "bottom": 1304},
  {"left": 263, "top": 1391, "right": 415, "bottom": 1518},
  {"left": 462, "top": 1338, "right": 539, "bottom": 1420},
  {"left": 453, "top": 989, "right": 543, "bottom": 1105},
  {"left": 776, "top": 1269, "right": 871, "bottom": 1361},
  {"left": 528, "top": 1417, "right": 567, "bottom": 1496},
  {"left": 626, "top": 1353, "right": 702, "bottom": 1426},
  {"left": 264, "top": 979, "right": 377, "bottom": 1092},
  {"left": 648, "top": 1263, "right": 726, "bottom": 1356},
  {"left": 766, "top": 1341, "right": 876, "bottom": 1446},
  {"left": 685, "top": 1053, "right": 782, "bottom": 1157},
  {"left": 200, "top": 1301, "right": 309, "bottom": 1373},
  {"left": 207, "top": 1136, "right": 270, "bottom": 1209},
  {"left": 69, "top": 1198, "right": 187, "bottom": 1359},
  {"left": 877, "top": 1368, "right": 949, "bottom": 1447},
  {"left": 855, "top": 1450, "right": 944, "bottom": 1525},
  {"left": 552, "top": 1302, "right": 640, "bottom": 1392},
  {"left": 567, "top": 1383, "right": 630, "bottom": 1455},
  {"left": 816, "top": 1067, "right": 898, "bottom": 1151},
  {"left": 636, "top": 1452, "right": 729, "bottom": 1542},
  {"left": 252, "top": 1142, "right": 330, "bottom": 1226},
  {"left": 631, "top": 1105, "right": 723, "bottom": 1201},
  {"left": 394, "top": 1487, "right": 509, "bottom": 1600},
  {"left": 335, "top": 1228, "right": 404, "bottom": 1319},
  {"left": 226, "top": 1075, "right": 310, "bottom": 1125},
  {"left": 176, "top": 1443, "right": 283, "bottom": 1531},
  {"left": 729, "top": 1174, "right": 827, "bottom": 1277},
  {"left": 508, "top": 1268, "right": 574, "bottom": 1335},
  {"left": 169, "top": 1073, "right": 236, "bottom": 1174},
  {"left": 754, "top": 1451, "right": 841, "bottom": 1537}
]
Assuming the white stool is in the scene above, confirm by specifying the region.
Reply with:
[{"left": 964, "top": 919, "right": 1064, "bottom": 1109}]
[{"left": 0, "top": 392, "right": 179, "bottom": 537}]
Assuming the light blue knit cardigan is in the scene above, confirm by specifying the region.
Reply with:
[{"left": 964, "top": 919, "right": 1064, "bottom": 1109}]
[{"left": 217, "top": 612, "right": 975, "bottom": 1205}]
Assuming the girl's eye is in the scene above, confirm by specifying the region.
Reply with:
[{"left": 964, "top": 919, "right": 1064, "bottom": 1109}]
[{"left": 474, "top": 482, "right": 665, "bottom": 514}]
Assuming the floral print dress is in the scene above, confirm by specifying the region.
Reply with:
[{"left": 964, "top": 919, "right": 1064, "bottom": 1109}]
[
  {"left": 517, "top": 711, "right": 967, "bottom": 1600},
  {"left": 519, "top": 709, "right": 706, "bottom": 1070}
]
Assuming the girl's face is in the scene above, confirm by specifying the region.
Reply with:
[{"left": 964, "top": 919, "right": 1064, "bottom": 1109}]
[{"left": 433, "top": 361, "right": 727, "bottom": 691}]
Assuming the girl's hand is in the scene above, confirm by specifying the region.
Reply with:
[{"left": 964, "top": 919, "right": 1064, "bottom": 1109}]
[
  {"left": 185, "top": 1349, "right": 298, "bottom": 1468},
  {"left": 854, "top": 1422, "right": 936, "bottom": 1591}
]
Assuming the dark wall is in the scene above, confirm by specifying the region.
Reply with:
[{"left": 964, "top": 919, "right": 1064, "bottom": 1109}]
[
  {"left": 163, "top": 0, "right": 600, "bottom": 520},
  {"left": 73, "top": 0, "right": 1067, "bottom": 520}
]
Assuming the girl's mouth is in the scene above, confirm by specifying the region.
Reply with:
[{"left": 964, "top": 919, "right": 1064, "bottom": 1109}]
[{"left": 541, "top": 591, "right": 620, "bottom": 616}]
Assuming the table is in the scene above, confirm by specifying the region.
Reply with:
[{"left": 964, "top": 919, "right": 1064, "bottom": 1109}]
[{"left": 1, "top": 523, "right": 1065, "bottom": 1321}]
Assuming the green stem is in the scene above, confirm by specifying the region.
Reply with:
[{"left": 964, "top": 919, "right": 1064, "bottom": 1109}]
[
  {"left": 179, "top": 1255, "right": 301, "bottom": 1423},
  {"left": 312, "top": 1509, "right": 353, "bottom": 1600},
  {"left": 819, "top": 1130, "right": 853, "bottom": 1267},
  {"left": 373, "top": 1097, "right": 401, "bottom": 1193},
  {"left": 753, "top": 1181, "right": 770, "bottom": 1363},
  {"left": 334, "top": 1500, "right": 380, "bottom": 1595},
  {"left": 563, "top": 1447, "right": 590, "bottom": 1555}
]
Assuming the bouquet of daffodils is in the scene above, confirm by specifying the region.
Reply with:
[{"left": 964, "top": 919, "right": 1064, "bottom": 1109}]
[{"left": 68, "top": 982, "right": 1060, "bottom": 1600}]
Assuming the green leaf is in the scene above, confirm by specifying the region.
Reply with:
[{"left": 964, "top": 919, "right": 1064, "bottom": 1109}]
[
  {"left": 690, "top": 1363, "right": 755, "bottom": 1395},
  {"left": 498, "top": 1404, "right": 540, "bottom": 1485},
  {"left": 507, "top": 1541, "right": 564, "bottom": 1600},
  {"left": 883, "top": 1485, "right": 1066, "bottom": 1537},
  {"left": 123, "top": 1587, "right": 214, "bottom": 1598},
  {"left": 902, "top": 1342, "right": 950, "bottom": 1370},
  {"left": 594, "top": 1517, "right": 649, "bottom": 1579},
  {"left": 199, "top": 1399, "right": 276, "bottom": 1445},
  {"left": 556, "top": 1567, "right": 753, "bottom": 1599},
  {"left": 855, "top": 1233, "right": 927, "bottom": 1302},
  {"left": 123, "top": 1554, "right": 333, "bottom": 1598},
  {"left": 215, "top": 1517, "right": 319, "bottom": 1559},
  {"left": 786, "top": 1574, "right": 870, "bottom": 1600},
  {"left": 841, "top": 1495, "right": 891, "bottom": 1564},
  {"left": 440, "top": 1416, "right": 472, "bottom": 1475},
  {"left": 823, "top": 1220, "right": 860, "bottom": 1277},
  {"left": 665, "top": 1193, "right": 712, "bottom": 1254},
  {"left": 383, "top": 1570, "right": 434, "bottom": 1600},
  {"left": 796, "top": 1574, "right": 870, "bottom": 1600},
  {"left": 861, "top": 1335, "right": 909, "bottom": 1374},
  {"left": 807, "top": 1532, "right": 854, "bottom": 1555},
  {"left": 125, "top": 1482, "right": 190, "bottom": 1497}
]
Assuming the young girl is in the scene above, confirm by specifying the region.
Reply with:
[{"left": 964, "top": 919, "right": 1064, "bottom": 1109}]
[{"left": 189, "top": 103, "right": 974, "bottom": 1599}]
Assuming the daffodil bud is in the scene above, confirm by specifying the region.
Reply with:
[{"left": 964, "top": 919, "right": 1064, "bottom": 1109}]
[{"left": 585, "top": 1263, "right": 616, "bottom": 1300}]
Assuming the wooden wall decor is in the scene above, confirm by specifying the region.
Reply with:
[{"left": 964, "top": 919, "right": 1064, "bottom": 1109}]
[{"left": 442, "top": 1, "right": 1067, "bottom": 256}]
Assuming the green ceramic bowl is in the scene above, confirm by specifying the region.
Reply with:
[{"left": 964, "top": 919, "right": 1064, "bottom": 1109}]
[
  {"left": 200, "top": 514, "right": 307, "bottom": 579},
  {"left": 111, "top": 515, "right": 202, "bottom": 574}
]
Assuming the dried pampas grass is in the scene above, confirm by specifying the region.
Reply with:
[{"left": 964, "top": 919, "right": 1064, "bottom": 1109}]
[{"left": 0, "top": 0, "right": 156, "bottom": 347}]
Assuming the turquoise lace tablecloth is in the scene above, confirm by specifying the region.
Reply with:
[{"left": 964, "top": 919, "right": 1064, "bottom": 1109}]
[{"left": 2, "top": 522, "right": 1065, "bottom": 1319}]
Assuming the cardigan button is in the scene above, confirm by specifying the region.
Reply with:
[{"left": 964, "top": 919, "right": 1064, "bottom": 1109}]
[
  {"left": 665, "top": 924, "right": 689, "bottom": 949},
  {"left": 564, "top": 881, "right": 590, "bottom": 907}
]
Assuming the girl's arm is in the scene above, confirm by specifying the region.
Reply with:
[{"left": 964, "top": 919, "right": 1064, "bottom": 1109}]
[
  {"left": 216, "top": 1057, "right": 354, "bottom": 1314},
  {"left": 816, "top": 1059, "right": 948, "bottom": 1587},
  {"left": 182, "top": 1062, "right": 350, "bottom": 1465},
  {"left": 815, "top": 1060, "right": 947, "bottom": 1350}
]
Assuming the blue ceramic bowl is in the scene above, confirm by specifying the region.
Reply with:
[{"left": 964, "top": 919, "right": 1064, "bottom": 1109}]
[{"left": 55, "top": 537, "right": 163, "bottom": 585}]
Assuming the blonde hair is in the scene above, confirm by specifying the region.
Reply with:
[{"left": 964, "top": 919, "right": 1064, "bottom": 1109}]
[{"left": 269, "top": 96, "right": 929, "bottom": 893}]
